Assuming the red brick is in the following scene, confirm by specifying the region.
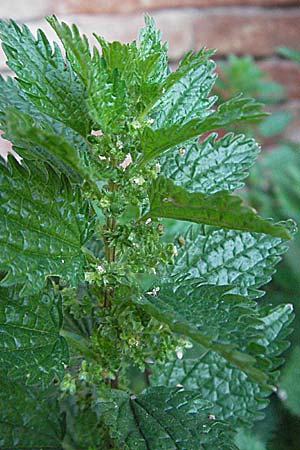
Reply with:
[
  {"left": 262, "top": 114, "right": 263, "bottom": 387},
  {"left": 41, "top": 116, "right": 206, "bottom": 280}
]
[
  {"left": 259, "top": 59, "right": 300, "bottom": 100},
  {"left": 194, "top": 8, "right": 300, "bottom": 57},
  {"left": 55, "top": 0, "right": 300, "bottom": 14}
]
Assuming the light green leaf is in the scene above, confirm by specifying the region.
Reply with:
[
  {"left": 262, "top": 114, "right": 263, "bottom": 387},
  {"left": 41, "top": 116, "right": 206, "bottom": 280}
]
[
  {"left": 0, "top": 379, "right": 63, "bottom": 449},
  {"left": 0, "top": 159, "right": 92, "bottom": 295},
  {"left": 0, "top": 19, "right": 90, "bottom": 136},
  {"left": 95, "top": 387, "right": 237, "bottom": 450},
  {"left": 149, "top": 58, "right": 216, "bottom": 129},
  {"left": 148, "top": 177, "right": 292, "bottom": 239},
  {"left": 168, "top": 224, "right": 289, "bottom": 298},
  {"left": 47, "top": 15, "right": 92, "bottom": 84},
  {"left": 140, "top": 96, "right": 264, "bottom": 164},
  {"left": 0, "top": 286, "right": 68, "bottom": 385},
  {"left": 87, "top": 51, "right": 128, "bottom": 133},
  {"left": 160, "top": 133, "right": 260, "bottom": 194}
]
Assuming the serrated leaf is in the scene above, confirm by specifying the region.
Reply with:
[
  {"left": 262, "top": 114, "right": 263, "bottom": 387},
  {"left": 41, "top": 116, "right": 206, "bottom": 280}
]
[
  {"left": 4, "top": 107, "right": 92, "bottom": 182},
  {"left": 169, "top": 224, "right": 289, "bottom": 298},
  {"left": 148, "top": 57, "right": 216, "bottom": 129},
  {"left": 0, "top": 76, "right": 92, "bottom": 182},
  {"left": 152, "top": 350, "right": 267, "bottom": 428},
  {"left": 47, "top": 15, "right": 92, "bottom": 84},
  {"left": 134, "top": 284, "right": 267, "bottom": 383},
  {"left": 0, "top": 19, "right": 90, "bottom": 136},
  {"left": 151, "top": 304, "right": 294, "bottom": 427},
  {"left": 0, "top": 159, "right": 91, "bottom": 295},
  {"left": 148, "top": 177, "right": 292, "bottom": 239},
  {"left": 87, "top": 50, "right": 128, "bottom": 133},
  {"left": 160, "top": 133, "right": 260, "bottom": 194},
  {"left": 0, "top": 379, "right": 63, "bottom": 449},
  {"left": 140, "top": 96, "right": 264, "bottom": 164},
  {"left": 0, "top": 286, "right": 68, "bottom": 384},
  {"left": 234, "top": 429, "right": 267, "bottom": 450},
  {"left": 94, "top": 387, "right": 237, "bottom": 450}
]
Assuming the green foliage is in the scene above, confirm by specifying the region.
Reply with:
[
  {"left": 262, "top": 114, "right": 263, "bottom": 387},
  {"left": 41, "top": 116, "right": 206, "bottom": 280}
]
[
  {"left": 0, "top": 379, "right": 63, "bottom": 449},
  {"left": 148, "top": 176, "right": 292, "bottom": 238},
  {"left": 0, "top": 285, "right": 68, "bottom": 384},
  {"left": 160, "top": 133, "right": 260, "bottom": 194},
  {"left": 0, "top": 158, "right": 91, "bottom": 295},
  {"left": 0, "top": 15, "right": 295, "bottom": 449},
  {"left": 279, "top": 347, "right": 300, "bottom": 417},
  {"left": 95, "top": 387, "right": 238, "bottom": 449}
]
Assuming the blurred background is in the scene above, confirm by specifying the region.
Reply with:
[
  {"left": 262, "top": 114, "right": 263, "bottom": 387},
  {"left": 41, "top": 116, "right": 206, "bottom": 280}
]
[{"left": 0, "top": 0, "right": 300, "bottom": 449}]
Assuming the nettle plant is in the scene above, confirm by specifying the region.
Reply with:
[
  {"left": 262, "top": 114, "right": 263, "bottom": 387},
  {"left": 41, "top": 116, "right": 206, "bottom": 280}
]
[{"left": 0, "top": 15, "right": 296, "bottom": 450}]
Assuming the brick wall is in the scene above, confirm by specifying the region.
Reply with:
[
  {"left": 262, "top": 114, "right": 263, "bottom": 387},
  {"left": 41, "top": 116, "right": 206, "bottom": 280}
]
[{"left": 0, "top": 0, "right": 299, "bottom": 145}]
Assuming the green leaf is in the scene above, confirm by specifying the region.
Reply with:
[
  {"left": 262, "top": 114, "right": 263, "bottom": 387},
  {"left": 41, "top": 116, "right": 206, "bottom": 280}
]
[
  {"left": 0, "top": 286, "right": 68, "bottom": 384},
  {"left": 152, "top": 350, "right": 267, "bottom": 427},
  {"left": 148, "top": 57, "right": 216, "bottom": 129},
  {"left": 140, "top": 96, "right": 264, "bottom": 164},
  {"left": 4, "top": 107, "right": 92, "bottom": 182},
  {"left": 94, "top": 387, "right": 237, "bottom": 449},
  {"left": 148, "top": 177, "right": 292, "bottom": 239},
  {"left": 0, "top": 159, "right": 91, "bottom": 295},
  {"left": 168, "top": 224, "right": 290, "bottom": 298},
  {"left": 87, "top": 50, "right": 128, "bottom": 133},
  {"left": 279, "top": 346, "right": 300, "bottom": 417},
  {"left": 0, "top": 19, "right": 90, "bottom": 136},
  {"left": 0, "top": 379, "right": 64, "bottom": 449},
  {"left": 47, "top": 15, "right": 92, "bottom": 84},
  {"left": 160, "top": 133, "right": 260, "bottom": 194},
  {"left": 0, "top": 76, "right": 92, "bottom": 182},
  {"left": 151, "top": 303, "right": 293, "bottom": 426}
]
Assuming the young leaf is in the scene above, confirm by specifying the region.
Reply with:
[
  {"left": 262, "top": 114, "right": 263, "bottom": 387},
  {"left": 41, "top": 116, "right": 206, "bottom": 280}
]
[
  {"left": 0, "top": 286, "right": 68, "bottom": 385},
  {"left": 0, "top": 19, "right": 90, "bottom": 136},
  {"left": 0, "top": 159, "right": 92, "bottom": 295},
  {"left": 168, "top": 224, "right": 290, "bottom": 298},
  {"left": 47, "top": 15, "right": 92, "bottom": 84},
  {"left": 160, "top": 133, "right": 260, "bottom": 194},
  {"left": 0, "top": 379, "right": 64, "bottom": 449},
  {"left": 95, "top": 387, "right": 238, "bottom": 450},
  {"left": 147, "top": 177, "right": 292, "bottom": 239},
  {"left": 87, "top": 50, "right": 128, "bottom": 133}
]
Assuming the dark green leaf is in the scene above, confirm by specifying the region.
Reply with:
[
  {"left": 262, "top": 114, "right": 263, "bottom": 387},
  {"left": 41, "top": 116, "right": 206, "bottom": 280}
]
[
  {"left": 95, "top": 387, "right": 237, "bottom": 450},
  {"left": 0, "top": 286, "right": 68, "bottom": 384},
  {"left": 0, "top": 379, "right": 64, "bottom": 449},
  {"left": 151, "top": 303, "right": 293, "bottom": 426},
  {"left": 148, "top": 177, "right": 292, "bottom": 239},
  {"left": 0, "top": 159, "right": 92, "bottom": 295},
  {"left": 279, "top": 346, "right": 300, "bottom": 417},
  {"left": 160, "top": 133, "right": 260, "bottom": 193},
  {"left": 4, "top": 107, "right": 92, "bottom": 182},
  {"left": 0, "top": 19, "right": 90, "bottom": 136},
  {"left": 0, "top": 76, "right": 92, "bottom": 182}
]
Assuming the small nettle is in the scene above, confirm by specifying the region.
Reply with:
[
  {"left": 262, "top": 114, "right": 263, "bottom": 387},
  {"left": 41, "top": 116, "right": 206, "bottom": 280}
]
[{"left": 0, "top": 15, "right": 295, "bottom": 449}]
